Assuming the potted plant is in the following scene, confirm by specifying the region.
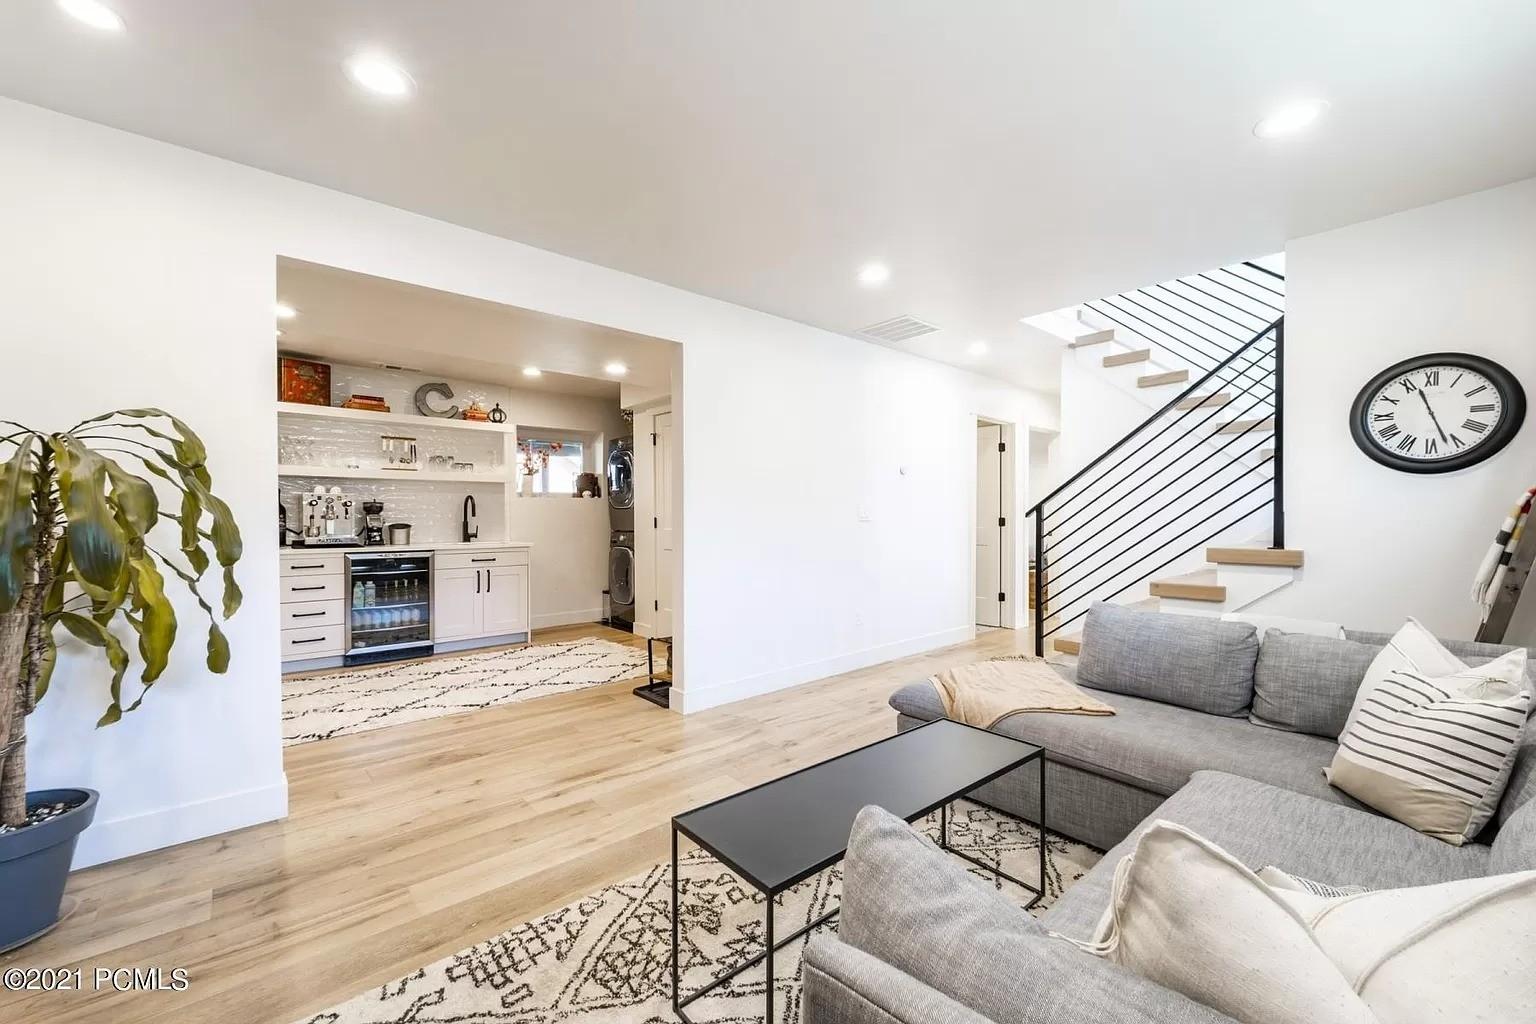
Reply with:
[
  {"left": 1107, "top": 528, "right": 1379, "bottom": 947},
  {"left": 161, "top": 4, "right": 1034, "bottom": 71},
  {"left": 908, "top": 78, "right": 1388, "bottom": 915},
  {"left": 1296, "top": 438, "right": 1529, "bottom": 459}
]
[{"left": 0, "top": 409, "right": 241, "bottom": 951}]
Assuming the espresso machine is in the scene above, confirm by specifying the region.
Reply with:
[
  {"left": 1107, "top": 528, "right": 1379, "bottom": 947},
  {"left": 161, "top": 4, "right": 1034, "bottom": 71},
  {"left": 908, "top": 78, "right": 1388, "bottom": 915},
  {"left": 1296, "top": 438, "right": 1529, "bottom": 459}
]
[
  {"left": 291, "top": 488, "right": 361, "bottom": 547},
  {"left": 362, "top": 500, "right": 386, "bottom": 546}
]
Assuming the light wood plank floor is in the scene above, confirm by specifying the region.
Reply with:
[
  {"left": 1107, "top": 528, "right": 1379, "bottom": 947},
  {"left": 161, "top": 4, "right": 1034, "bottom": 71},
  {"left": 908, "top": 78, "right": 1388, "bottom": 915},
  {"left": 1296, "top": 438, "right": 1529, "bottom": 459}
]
[{"left": 0, "top": 623, "right": 1032, "bottom": 1024}]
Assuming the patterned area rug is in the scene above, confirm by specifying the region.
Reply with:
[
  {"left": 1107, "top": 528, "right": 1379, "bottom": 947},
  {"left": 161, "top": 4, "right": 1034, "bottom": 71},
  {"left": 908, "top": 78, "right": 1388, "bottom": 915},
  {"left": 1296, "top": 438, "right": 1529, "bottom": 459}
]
[
  {"left": 296, "top": 801, "right": 1101, "bottom": 1023},
  {"left": 283, "top": 638, "right": 651, "bottom": 745}
]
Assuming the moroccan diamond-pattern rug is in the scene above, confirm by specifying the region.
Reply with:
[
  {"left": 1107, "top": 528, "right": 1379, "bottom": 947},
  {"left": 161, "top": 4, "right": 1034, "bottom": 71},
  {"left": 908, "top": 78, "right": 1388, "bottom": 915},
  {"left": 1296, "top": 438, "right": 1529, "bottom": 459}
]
[
  {"left": 283, "top": 638, "right": 651, "bottom": 745},
  {"left": 295, "top": 801, "right": 1101, "bottom": 1023}
]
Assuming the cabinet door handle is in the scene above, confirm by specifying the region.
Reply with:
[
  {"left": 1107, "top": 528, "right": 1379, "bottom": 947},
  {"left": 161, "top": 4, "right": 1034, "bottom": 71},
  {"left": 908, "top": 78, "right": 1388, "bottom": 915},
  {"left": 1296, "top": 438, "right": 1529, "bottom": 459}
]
[
  {"left": 292, "top": 637, "right": 325, "bottom": 645},
  {"left": 486, "top": 570, "right": 492, "bottom": 593},
  {"left": 291, "top": 585, "right": 325, "bottom": 592},
  {"left": 471, "top": 557, "right": 496, "bottom": 563},
  {"left": 290, "top": 563, "right": 326, "bottom": 570},
  {"left": 476, "top": 571, "right": 481, "bottom": 594},
  {"left": 292, "top": 611, "right": 326, "bottom": 619}
]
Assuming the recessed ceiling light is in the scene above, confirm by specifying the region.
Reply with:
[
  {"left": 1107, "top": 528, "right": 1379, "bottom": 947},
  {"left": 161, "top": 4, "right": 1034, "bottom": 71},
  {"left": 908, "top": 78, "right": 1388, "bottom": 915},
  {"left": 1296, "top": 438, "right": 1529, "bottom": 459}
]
[
  {"left": 967, "top": 340, "right": 990, "bottom": 356},
  {"left": 522, "top": 366, "right": 542, "bottom": 378},
  {"left": 274, "top": 302, "right": 297, "bottom": 320},
  {"left": 857, "top": 263, "right": 891, "bottom": 288},
  {"left": 58, "top": 0, "right": 124, "bottom": 32},
  {"left": 275, "top": 328, "right": 284, "bottom": 338},
  {"left": 345, "top": 53, "right": 415, "bottom": 99},
  {"left": 1253, "top": 99, "right": 1330, "bottom": 139},
  {"left": 604, "top": 361, "right": 629, "bottom": 376}
]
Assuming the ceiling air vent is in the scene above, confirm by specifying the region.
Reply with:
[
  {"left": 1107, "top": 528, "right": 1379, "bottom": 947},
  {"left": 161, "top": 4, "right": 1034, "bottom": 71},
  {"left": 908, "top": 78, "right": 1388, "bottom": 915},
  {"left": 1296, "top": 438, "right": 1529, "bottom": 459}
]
[{"left": 859, "top": 315, "right": 939, "bottom": 343}]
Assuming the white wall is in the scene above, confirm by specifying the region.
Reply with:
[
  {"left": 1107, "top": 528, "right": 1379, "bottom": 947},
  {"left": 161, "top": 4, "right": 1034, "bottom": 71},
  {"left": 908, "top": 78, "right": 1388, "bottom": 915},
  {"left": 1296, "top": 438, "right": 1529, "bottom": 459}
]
[
  {"left": 0, "top": 98, "right": 1057, "bottom": 864},
  {"left": 1256, "top": 176, "right": 1536, "bottom": 639}
]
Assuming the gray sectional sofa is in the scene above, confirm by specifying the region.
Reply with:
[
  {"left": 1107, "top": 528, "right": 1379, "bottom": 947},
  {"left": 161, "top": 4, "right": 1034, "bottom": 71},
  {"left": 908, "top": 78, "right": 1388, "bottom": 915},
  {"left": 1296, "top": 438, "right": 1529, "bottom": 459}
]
[{"left": 801, "top": 603, "right": 1536, "bottom": 1024}]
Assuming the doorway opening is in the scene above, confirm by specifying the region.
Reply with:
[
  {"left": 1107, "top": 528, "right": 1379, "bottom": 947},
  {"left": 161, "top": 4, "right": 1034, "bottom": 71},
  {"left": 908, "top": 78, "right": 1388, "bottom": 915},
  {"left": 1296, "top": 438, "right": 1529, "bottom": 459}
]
[{"left": 975, "top": 420, "right": 1012, "bottom": 629}]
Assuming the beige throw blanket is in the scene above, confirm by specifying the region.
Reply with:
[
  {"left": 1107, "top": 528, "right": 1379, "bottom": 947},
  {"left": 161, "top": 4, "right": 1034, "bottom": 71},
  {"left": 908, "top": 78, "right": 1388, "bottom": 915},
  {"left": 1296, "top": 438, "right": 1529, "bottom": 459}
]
[{"left": 932, "top": 656, "right": 1115, "bottom": 728}]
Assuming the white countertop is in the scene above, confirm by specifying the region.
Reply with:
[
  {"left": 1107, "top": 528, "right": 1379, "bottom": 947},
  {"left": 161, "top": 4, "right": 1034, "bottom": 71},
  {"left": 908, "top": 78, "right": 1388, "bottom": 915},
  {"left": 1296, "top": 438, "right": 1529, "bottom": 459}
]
[{"left": 282, "top": 540, "right": 532, "bottom": 555}]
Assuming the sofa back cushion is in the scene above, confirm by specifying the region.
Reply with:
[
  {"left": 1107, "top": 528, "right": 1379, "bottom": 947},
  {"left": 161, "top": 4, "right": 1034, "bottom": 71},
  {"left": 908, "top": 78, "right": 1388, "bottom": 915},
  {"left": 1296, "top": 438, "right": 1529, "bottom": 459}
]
[
  {"left": 1251, "top": 632, "right": 1382, "bottom": 738},
  {"left": 1078, "top": 603, "right": 1258, "bottom": 717},
  {"left": 1491, "top": 795, "right": 1536, "bottom": 874}
]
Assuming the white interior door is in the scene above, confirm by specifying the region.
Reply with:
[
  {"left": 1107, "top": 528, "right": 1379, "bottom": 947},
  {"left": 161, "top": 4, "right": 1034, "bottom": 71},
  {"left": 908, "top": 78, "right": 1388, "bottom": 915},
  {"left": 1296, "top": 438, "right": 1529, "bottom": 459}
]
[
  {"left": 976, "top": 424, "right": 1003, "bottom": 627},
  {"left": 654, "top": 411, "right": 675, "bottom": 637}
]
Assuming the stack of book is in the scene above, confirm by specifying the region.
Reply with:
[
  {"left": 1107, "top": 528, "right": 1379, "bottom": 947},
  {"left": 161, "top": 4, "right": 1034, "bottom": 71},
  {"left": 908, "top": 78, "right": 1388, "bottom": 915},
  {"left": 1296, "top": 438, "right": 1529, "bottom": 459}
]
[{"left": 341, "top": 394, "right": 391, "bottom": 413}]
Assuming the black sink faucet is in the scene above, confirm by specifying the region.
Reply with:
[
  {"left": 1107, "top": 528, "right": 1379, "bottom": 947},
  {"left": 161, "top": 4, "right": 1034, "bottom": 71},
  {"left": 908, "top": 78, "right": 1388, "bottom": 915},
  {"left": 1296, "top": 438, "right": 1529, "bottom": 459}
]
[{"left": 462, "top": 494, "right": 478, "bottom": 543}]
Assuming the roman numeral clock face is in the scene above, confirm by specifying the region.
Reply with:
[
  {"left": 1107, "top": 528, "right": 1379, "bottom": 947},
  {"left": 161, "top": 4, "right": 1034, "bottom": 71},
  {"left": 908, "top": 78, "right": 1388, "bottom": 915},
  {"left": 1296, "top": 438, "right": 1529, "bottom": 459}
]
[{"left": 1350, "top": 355, "right": 1525, "bottom": 474}]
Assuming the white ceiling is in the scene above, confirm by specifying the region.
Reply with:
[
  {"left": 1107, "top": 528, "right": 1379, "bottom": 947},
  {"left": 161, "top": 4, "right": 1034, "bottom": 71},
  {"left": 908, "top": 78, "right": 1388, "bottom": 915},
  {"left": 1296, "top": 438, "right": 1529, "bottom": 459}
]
[
  {"left": 4, "top": 2, "right": 1535, "bottom": 393},
  {"left": 276, "top": 258, "right": 676, "bottom": 398}
]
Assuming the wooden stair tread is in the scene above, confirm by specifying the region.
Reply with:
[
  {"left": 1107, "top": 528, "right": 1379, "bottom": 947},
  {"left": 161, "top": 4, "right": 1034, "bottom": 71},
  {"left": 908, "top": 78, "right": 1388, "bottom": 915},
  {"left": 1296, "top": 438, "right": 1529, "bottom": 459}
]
[
  {"left": 1206, "top": 546, "right": 1305, "bottom": 567},
  {"left": 1176, "top": 392, "right": 1232, "bottom": 410},
  {"left": 1052, "top": 634, "right": 1082, "bottom": 655},
  {"left": 1149, "top": 569, "right": 1227, "bottom": 602},
  {"left": 1138, "top": 369, "right": 1189, "bottom": 388},
  {"left": 1068, "top": 328, "right": 1115, "bottom": 348},
  {"left": 1102, "top": 348, "right": 1152, "bottom": 368},
  {"left": 1216, "top": 416, "right": 1276, "bottom": 435}
]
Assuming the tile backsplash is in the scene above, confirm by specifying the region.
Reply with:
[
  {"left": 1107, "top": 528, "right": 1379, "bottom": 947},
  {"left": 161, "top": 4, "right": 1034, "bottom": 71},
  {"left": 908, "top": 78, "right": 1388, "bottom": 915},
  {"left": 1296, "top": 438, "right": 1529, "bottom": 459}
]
[{"left": 282, "top": 477, "right": 505, "bottom": 545}]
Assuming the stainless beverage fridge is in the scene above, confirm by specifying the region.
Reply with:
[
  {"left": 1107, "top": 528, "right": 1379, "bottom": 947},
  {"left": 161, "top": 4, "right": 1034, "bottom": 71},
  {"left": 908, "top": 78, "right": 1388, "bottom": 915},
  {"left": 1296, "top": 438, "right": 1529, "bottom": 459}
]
[{"left": 344, "top": 550, "right": 433, "bottom": 665}]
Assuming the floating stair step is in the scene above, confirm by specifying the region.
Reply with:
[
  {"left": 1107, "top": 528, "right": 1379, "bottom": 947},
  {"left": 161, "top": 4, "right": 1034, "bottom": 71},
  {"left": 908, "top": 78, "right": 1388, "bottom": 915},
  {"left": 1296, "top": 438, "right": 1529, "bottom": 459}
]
[
  {"left": 1206, "top": 546, "right": 1305, "bottom": 568},
  {"left": 1176, "top": 392, "right": 1233, "bottom": 411},
  {"left": 1103, "top": 348, "right": 1152, "bottom": 368},
  {"left": 1053, "top": 634, "right": 1082, "bottom": 656},
  {"left": 1149, "top": 570, "right": 1227, "bottom": 603},
  {"left": 1138, "top": 369, "right": 1189, "bottom": 388},
  {"left": 1069, "top": 328, "right": 1115, "bottom": 348},
  {"left": 1215, "top": 416, "right": 1276, "bottom": 435},
  {"left": 1260, "top": 448, "right": 1275, "bottom": 461}
]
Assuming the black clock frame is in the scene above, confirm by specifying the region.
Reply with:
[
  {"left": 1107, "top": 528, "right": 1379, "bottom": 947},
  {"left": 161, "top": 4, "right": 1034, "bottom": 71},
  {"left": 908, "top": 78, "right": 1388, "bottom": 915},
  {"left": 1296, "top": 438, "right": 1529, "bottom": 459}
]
[{"left": 1349, "top": 351, "right": 1525, "bottom": 474}]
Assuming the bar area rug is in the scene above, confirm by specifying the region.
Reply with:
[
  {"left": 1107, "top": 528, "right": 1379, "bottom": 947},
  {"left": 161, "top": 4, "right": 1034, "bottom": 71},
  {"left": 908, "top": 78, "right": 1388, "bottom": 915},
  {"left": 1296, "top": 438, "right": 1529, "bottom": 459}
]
[
  {"left": 294, "top": 801, "right": 1100, "bottom": 1024},
  {"left": 282, "top": 637, "right": 651, "bottom": 745}
]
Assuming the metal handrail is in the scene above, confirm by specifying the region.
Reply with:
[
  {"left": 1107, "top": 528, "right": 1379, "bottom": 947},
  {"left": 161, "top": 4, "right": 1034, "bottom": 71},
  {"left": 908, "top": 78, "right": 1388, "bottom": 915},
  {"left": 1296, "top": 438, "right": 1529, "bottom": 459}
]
[{"left": 1027, "top": 317, "right": 1281, "bottom": 517}]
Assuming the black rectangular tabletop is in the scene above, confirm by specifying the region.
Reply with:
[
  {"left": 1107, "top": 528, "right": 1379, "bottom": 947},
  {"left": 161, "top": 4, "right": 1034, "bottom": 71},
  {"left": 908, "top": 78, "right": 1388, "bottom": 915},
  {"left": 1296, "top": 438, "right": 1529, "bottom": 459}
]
[{"left": 673, "top": 719, "right": 1041, "bottom": 893}]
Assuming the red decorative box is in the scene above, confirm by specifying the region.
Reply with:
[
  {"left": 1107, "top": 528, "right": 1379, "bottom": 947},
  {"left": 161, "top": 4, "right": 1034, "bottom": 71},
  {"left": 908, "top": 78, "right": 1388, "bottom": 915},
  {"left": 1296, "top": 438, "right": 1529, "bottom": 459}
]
[{"left": 279, "top": 357, "right": 331, "bottom": 406}]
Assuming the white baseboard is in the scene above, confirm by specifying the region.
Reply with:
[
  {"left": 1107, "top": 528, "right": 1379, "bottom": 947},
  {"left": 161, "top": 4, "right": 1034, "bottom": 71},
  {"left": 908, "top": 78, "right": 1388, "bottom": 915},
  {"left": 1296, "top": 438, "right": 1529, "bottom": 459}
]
[
  {"left": 71, "top": 775, "right": 289, "bottom": 870},
  {"left": 678, "top": 626, "right": 973, "bottom": 714},
  {"left": 532, "top": 608, "right": 605, "bottom": 630}
]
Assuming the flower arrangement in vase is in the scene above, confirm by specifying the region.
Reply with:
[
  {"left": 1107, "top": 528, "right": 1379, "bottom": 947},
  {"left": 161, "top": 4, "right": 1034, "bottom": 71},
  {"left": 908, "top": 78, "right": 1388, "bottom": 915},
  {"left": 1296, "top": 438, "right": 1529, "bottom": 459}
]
[{"left": 516, "top": 440, "right": 562, "bottom": 496}]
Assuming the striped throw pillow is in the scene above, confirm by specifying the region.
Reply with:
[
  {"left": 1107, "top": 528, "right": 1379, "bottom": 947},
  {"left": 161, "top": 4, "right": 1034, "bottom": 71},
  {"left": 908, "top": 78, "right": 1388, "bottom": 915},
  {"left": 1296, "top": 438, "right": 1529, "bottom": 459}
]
[{"left": 1326, "top": 644, "right": 1529, "bottom": 845}]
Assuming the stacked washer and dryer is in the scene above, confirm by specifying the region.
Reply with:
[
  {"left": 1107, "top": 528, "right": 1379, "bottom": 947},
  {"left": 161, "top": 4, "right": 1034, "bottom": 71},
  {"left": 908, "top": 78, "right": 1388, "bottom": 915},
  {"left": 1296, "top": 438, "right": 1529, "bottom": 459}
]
[{"left": 606, "top": 437, "right": 636, "bottom": 631}]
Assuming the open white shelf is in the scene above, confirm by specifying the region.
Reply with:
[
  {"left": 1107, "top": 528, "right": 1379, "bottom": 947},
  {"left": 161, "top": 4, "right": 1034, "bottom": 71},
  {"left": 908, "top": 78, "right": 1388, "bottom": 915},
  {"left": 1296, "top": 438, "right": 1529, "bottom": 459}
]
[
  {"left": 277, "top": 401, "right": 516, "bottom": 435},
  {"left": 278, "top": 465, "right": 508, "bottom": 485}
]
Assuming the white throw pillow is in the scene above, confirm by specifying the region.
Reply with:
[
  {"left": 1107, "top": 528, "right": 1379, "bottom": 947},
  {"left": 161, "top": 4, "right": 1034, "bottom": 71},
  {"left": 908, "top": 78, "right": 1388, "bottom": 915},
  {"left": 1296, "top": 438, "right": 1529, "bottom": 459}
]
[
  {"left": 1269, "top": 870, "right": 1536, "bottom": 1024},
  {"left": 1076, "top": 821, "right": 1375, "bottom": 1024},
  {"left": 1326, "top": 619, "right": 1529, "bottom": 844}
]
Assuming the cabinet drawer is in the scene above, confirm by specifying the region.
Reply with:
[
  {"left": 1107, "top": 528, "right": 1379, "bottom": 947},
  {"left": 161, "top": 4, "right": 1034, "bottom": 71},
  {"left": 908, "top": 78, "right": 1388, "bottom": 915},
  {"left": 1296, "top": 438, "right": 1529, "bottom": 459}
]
[
  {"left": 280, "top": 552, "right": 345, "bottom": 577},
  {"left": 282, "top": 624, "right": 344, "bottom": 660},
  {"left": 281, "top": 574, "right": 346, "bottom": 604},
  {"left": 281, "top": 599, "right": 345, "bottom": 630},
  {"left": 435, "top": 548, "right": 529, "bottom": 570}
]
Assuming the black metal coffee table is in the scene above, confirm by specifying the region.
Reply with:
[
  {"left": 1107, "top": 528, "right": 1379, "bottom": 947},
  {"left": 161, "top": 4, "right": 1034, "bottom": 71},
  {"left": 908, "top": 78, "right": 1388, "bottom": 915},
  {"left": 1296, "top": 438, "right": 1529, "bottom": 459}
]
[{"left": 670, "top": 718, "right": 1044, "bottom": 1024}]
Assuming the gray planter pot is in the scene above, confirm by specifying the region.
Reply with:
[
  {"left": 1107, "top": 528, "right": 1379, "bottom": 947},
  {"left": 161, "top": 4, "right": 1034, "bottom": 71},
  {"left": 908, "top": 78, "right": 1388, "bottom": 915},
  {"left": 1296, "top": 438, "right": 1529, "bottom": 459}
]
[{"left": 0, "top": 788, "right": 98, "bottom": 953}]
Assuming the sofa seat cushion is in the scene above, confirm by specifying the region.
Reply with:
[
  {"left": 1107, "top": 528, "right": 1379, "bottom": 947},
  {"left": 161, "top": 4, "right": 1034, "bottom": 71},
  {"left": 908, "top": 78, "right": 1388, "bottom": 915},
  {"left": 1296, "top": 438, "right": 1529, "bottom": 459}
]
[
  {"left": 1043, "top": 770, "right": 1493, "bottom": 941},
  {"left": 890, "top": 679, "right": 1349, "bottom": 806}
]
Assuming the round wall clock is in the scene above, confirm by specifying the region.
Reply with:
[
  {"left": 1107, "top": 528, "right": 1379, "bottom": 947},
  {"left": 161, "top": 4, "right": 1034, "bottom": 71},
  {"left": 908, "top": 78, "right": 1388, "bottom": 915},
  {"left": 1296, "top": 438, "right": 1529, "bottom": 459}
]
[{"left": 1349, "top": 352, "right": 1525, "bottom": 474}]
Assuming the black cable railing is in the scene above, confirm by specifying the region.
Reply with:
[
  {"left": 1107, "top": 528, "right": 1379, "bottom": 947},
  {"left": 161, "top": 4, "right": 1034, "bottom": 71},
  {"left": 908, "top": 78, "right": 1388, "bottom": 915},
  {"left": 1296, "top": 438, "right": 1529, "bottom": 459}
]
[{"left": 1030, "top": 259, "right": 1284, "bottom": 656}]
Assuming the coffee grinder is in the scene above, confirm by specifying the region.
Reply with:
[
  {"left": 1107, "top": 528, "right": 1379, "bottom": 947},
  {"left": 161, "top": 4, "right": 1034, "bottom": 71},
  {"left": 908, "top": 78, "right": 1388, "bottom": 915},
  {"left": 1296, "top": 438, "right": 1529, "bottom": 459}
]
[{"left": 362, "top": 500, "right": 386, "bottom": 546}]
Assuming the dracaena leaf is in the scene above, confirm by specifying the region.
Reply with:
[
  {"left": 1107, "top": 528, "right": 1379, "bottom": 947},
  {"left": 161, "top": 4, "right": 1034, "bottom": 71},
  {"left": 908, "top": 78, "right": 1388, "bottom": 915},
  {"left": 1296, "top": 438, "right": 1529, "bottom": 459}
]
[
  {"left": 0, "top": 434, "right": 38, "bottom": 613},
  {"left": 127, "top": 554, "right": 177, "bottom": 683},
  {"left": 57, "top": 610, "right": 130, "bottom": 726},
  {"left": 79, "top": 409, "right": 208, "bottom": 466},
  {"left": 32, "top": 626, "right": 57, "bottom": 704},
  {"left": 206, "top": 622, "right": 230, "bottom": 674},
  {"left": 95, "top": 446, "right": 160, "bottom": 537},
  {"left": 51, "top": 439, "right": 128, "bottom": 599},
  {"left": 222, "top": 564, "right": 242, "bottom": 618}
]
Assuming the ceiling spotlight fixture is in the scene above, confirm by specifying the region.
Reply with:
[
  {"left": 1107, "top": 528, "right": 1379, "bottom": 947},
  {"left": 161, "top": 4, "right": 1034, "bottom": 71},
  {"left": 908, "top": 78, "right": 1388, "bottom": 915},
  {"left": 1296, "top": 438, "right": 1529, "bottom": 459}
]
[
  {"left": 967, "top": 340, "right": 990, "bottom": 357},
  {"left": 275, "top": 328, "right": 284, "bottom": 338},
  {"left": 603, "top": 361, "right": 629, "bottom": 376},
  {"left": 857, "top": 263, "right": 891, "bottom": 288},
  {"left": 345, "top": 53, "right": 416, "bottom": 99},
  {"left": 58, "top": 0, "right": 125, "bottom": 32},
  {"left": 522, "top": 366, "right": 542, "bottom": 378},
  {"left": 1253, "top": 99, "right": 1330, "bottom": 139},
  {"left": 274, "top": 302, "right": 297, "bottom": 320}
]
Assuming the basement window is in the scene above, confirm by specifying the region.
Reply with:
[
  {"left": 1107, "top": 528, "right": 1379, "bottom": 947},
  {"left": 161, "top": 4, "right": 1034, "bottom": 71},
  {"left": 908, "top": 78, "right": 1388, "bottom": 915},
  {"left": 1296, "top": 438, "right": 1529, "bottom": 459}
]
[{"left": 519, "top": 438, "right": 585, "bottom": 495}]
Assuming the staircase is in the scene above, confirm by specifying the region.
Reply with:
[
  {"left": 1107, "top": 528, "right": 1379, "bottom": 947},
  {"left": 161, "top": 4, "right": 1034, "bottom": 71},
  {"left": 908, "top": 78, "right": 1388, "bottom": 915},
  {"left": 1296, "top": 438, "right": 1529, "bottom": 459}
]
[{"left": 1027, "top": 260, "right": 1302, "bottom": 658}]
